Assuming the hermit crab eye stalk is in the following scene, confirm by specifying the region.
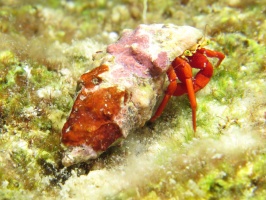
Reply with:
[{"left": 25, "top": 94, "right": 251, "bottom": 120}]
[{"left": 199, "top": 38, "right": 210, "bottom": 48}]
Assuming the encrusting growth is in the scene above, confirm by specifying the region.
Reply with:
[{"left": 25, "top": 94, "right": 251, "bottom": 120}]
[{"left": 61, "top": 24, "right": 225, "bottom": 166}]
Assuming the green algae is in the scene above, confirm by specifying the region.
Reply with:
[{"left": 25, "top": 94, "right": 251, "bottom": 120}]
[
  {"left": 198, "top": 153, "right": 266, "bottom": 199},
  {"left": 0, "top": 0, "right": 265, "bottom": 199}
]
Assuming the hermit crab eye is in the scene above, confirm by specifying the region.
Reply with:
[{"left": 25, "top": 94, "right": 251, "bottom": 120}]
[
  {"left": 184, "top": 50, "right": 192, "bottom": 56},
  {"left": 200, "top": 39, "right": 210, "bottom": 48}
]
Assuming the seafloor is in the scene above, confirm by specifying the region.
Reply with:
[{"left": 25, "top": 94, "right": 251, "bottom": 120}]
[{"left": 0, "top": 0, "right": 265, "bottom": 199}]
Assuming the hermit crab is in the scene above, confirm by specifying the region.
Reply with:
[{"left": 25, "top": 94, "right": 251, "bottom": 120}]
[{"left": 61, "top": 24, "right": 225, "bottom": 166}]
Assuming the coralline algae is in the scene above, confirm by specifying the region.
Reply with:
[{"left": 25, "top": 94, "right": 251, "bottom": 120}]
[{"left": 61, "top": 24, "right": 205, "bottom": 166}]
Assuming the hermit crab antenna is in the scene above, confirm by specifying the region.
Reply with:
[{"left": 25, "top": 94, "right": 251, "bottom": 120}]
[{"left": 197, "top": 24, "right": 210, "bottom": 50}]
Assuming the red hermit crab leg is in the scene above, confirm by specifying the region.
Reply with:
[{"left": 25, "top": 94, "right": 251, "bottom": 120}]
[
  {"left": 187, "top": 48, "right": 225, "bottom": 93},
  {"left": 197, "top": 48, "right": 225, "bottom": 68},
  {"left": 150, "top": 57, "right": 197, "bottom": 131},
  {"left": 150, "top": 66, "right": 178, "bottom": 122},
  {"left": 150, "top": 48, "right": 225, "bottom": 132},
  {"left": 172, "top": 57, "right": 197, "bottom": 132}
]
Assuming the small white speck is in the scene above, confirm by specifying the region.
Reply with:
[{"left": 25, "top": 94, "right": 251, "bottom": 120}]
[
  {"left": 240, "top": 65, "right": 247, "bottom": 71},
  {"left": 109, "top": 32, "right": 119, "bottom": 42},
  {"left": 169, "top": 178, "right": 176, "bottom": 185},
  {"left": 37, "top": 86, "right": 62, "bottom": 99},
  {"left": 65, "top": 127, "right": 71, "bottom": 133},
  {"left": 60, "top": 68, "right": 72, "bottom": 76},
  {"left": 2, "top": 180, "right": 9, "bottom": 188},
  {"left": 23, "top": 65, "right": 32, "bottom": 78},
  {"left": 23, "top": 106, "right": 37, "bottom": 118},
  {"left": 80, "top": 95, "right": 86, "bottom": 101},
  {"left": 212, "top": 153, "right": 223, "bottom": 159}
]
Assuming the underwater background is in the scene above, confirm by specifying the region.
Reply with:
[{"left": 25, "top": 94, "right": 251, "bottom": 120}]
[{"left": 0, "top": 0, "right": 265, "bottom": 199}]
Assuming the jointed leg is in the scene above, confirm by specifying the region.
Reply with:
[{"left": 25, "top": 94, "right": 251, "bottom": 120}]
[
  {"left": 151, "top": 57, "right": 198, "bottom": 132},
  {"left": 187, "top": 48, "right": 225, "bottom": 92},
  {"left": 197, "top": 48, "right": 225, "bottom": 67},
  {"left": 185, "top": 78, "right": 197, "bottom": 132},
  {"left": 150, "top": 48, "right": 225, "bottom": 132},
  {"left": 171, "top": 57, "right": 197, "bottom": 131},
  {"left": 150, "top": 66, "right": 177, "bottom": 122}
]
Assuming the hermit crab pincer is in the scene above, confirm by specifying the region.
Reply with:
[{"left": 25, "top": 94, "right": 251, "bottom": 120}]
[{"left": 61, "top": 24, "right": 225, "bottom": 167}]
